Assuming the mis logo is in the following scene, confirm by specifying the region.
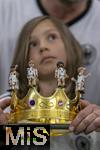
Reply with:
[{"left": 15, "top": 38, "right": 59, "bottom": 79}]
[{"left": 5, "top": 125, "right": 49, "bottom": 146}]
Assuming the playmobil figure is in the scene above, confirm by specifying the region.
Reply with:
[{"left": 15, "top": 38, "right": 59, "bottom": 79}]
[
  {"left": 55, "top": 61, "right": 69, "bottom": 87},
  {"left": 8, "top": 65, "right": 19, "bottom": 90},
  {"left": 27, "top": 60, "right": 38, "bottom": 86}
]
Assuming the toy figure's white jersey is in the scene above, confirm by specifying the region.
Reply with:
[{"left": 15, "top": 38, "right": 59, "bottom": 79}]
[
  {"left": 27, "top": 67, "right": 38, "bottom": 79},
  {"left": 55, "top": 67, "right": 66, "bottom": 79}
]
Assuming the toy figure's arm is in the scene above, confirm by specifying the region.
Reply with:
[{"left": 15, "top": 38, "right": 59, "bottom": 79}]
[
  {"left": 55, "top": 69, "right": 58, "bottom": 78},
  {"left": 71, "top": 77, "right": 76, "bottom": 82},
  {"left": 85, "top": 73, "right": 91, "bottom": 78}
]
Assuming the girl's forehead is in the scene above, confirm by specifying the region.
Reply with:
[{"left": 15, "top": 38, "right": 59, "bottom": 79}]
[
  {"left": 31, "top": 19, "right": 59, "bottom": 35},
  {"left": 36, "top": 19, "right": 56, "bottom": 28}
]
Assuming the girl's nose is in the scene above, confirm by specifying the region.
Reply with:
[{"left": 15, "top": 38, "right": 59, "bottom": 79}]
[{"left": 39, "top": 47, "right": 49, "bottom": 53}]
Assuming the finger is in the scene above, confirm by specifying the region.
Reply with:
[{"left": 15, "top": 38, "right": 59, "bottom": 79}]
[
  {"left": 84, "top": 110, "right": 100, "bottom": 133},
  {"left": 70, "top": 104, "right": 98, "bottom": 130},
  {"left": 96, "top": 128, "right": 100, "bottom": 132},
  {"left": 0, "top": 99, "right": 11, "bottom": 110},
  {"left": 73, "top": 112, "right": 97, "bottom": 134},
  {"left": 0, "top": 113, "right": 10, "bottom": 124},
  {"left": 85, "top": 117, "right": 100, "bottom": 134},
  {"left": 0, "top": 108, "right": 3, "bottom": 113},
  {"left": 80, "top": 100, "right": 90, "bottom": 109}
]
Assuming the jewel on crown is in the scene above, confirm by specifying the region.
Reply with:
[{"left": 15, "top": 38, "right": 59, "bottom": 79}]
[{"left": 8, "top": 60, "right": 89, "bottom": 126}]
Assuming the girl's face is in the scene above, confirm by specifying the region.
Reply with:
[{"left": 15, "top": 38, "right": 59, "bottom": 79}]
[{"left": 29, "top": 19, "right": 67, "bottom": 77}]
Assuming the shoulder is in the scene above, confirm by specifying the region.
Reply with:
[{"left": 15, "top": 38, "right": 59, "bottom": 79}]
[{"left": 85, "top": 0, "right": 100, "bottom": 21}]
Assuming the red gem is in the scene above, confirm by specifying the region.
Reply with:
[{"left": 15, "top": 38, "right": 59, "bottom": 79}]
[{"left": 58, "top": 100, "right": 63, "bottom": 106}]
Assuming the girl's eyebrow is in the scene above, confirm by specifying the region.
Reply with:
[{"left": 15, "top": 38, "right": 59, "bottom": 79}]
[
  {"left": 29, "top": 36, "right": 37, "bottom": 41},
  {"left": 45, "top": 29, "right": 59, "bottom": 34},
  {"left": 30, "top": 29, "right": 59, "bottom": 40}
]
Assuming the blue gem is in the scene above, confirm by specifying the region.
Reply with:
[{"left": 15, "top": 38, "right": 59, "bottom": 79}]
[{"left": 29, "top": 100, "right": 35, "bottom": 106}]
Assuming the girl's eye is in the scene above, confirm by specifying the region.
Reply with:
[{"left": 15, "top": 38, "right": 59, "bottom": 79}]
[
  {"left": 29, "top": 41, "right": 38, "bottom": 48},
  {"left": 48, "top": 34, "right": 57, "bottom": 41}
]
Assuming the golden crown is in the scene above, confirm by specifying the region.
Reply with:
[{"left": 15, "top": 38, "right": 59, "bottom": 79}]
[{"left": 8, "top": 61, "right": 87, "bottom": 135}]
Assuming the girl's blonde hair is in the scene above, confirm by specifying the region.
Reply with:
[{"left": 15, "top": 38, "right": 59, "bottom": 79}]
[{"left": 12, "top": 16, "right": 83, "bottom": 98}]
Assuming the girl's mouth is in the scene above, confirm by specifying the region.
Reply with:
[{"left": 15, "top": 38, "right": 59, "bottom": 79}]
[{"left": 41, "top": 56, "right": 56, "bottom": 63}]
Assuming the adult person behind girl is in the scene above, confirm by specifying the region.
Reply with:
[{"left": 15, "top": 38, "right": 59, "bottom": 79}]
[{"left": 0, "top": 16, "right": 100, "bottom": 150}]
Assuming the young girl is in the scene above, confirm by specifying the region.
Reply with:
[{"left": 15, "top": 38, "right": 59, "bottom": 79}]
[
  {"left": 0, "top": 16, "right": 100, "bottom": 135},
  {"left": 12, "top": 15, "right": 82, "bottom": 100}
]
